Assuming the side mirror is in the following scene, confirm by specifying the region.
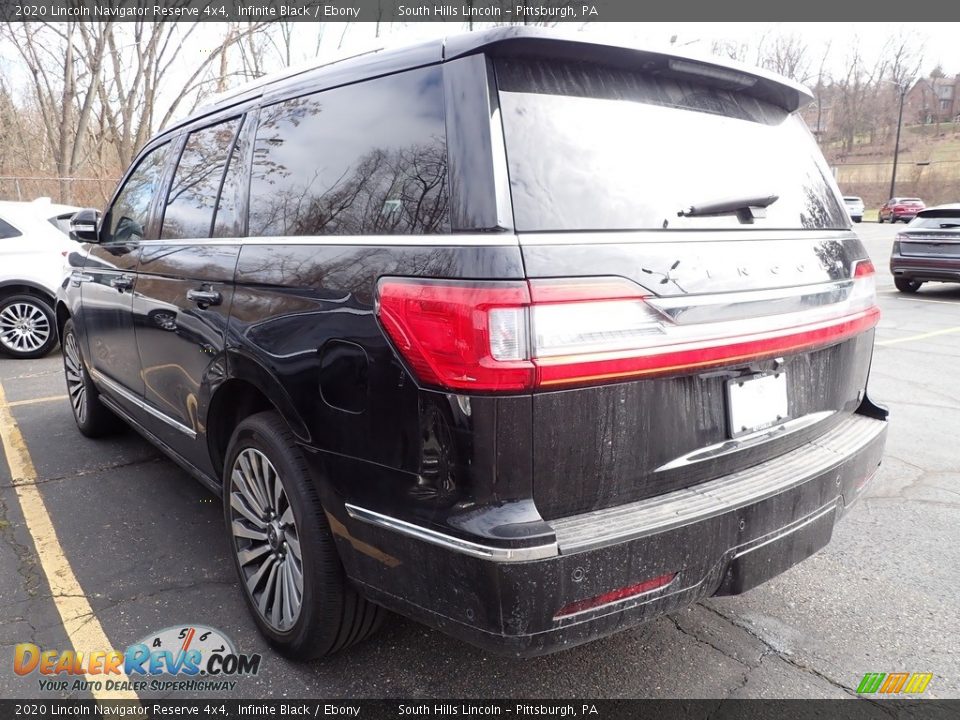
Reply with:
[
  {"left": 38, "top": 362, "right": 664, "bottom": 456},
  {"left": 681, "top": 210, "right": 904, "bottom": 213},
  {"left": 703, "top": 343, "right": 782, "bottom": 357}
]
[{"left": 69, "top": 208, "right": 100, "bottom": 243}]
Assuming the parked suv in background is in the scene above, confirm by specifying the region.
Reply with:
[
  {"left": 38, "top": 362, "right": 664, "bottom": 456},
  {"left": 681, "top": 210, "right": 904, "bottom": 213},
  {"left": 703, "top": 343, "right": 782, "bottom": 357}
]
[
  {"left": 879, "top": 197, "right": 925, "bottom": 223},
  {"left": 843, "top": 196, "right": 864, "bottom": 223},
  {"left": 0, "top": 198, "right": 78, "bottom": 358},
  {"left": 58, "top": 29, "right": 888, "bottom": 659},
  {"left": 890, "top": 204, "right": 960, "bottom": 293}
]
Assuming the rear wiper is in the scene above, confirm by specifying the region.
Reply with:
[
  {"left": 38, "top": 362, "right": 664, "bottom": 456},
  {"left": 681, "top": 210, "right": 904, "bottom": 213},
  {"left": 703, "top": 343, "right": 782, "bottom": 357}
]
[{"left": 678, "top": 194, "right": 779, "bottom": 224}]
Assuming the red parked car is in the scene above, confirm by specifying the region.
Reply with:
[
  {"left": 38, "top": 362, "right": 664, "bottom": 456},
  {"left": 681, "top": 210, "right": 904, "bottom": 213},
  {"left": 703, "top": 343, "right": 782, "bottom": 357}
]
[{"left": 878, "top": 197, "right": 925, "bottom": 223}]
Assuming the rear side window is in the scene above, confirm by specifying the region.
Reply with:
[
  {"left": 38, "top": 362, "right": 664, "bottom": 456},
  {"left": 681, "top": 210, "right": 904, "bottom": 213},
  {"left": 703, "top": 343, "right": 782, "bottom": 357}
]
[
  {"left": 104, "top": 143, "right": 169, "bottom": 244},
  {"left": 162, "top": 118, "right": 242, "bottom": 239},
  {"left": 495, "top": 58, "right": 848, "bottom": 232},
  {"left": 0, "top": 217, "right": 21, "bottom": 239},
  {"left": 213, "top": 116, "right": 251, "bottom": 238},
  {"left": 248, "top": 66, "right": 450, "bottom": 237}
]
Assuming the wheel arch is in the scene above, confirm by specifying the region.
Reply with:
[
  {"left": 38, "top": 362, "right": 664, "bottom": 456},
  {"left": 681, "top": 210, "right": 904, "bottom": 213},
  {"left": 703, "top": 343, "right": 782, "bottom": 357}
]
[
  {"left": 0, "top": 281, "right": 56, "bottom": 305},
  {"left": 207, "top": 352, "right": 312, "bottom": 481}
]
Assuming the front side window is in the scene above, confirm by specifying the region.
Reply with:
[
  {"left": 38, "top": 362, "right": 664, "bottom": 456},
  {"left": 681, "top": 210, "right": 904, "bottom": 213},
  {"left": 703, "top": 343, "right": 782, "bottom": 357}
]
[
  {"left": 496, "top": 57, "right": 849, "bottom": 232},
  {"left": 162, "top": 118, "right": 241, "bottom": 240},
  {"left": 103, "top": 143, "right": 169, "bottom": 244},
  {"left": 248, "top": 66, "right": 450, "bottom": 237},
  {"left": 0, "top": 217, "right": 21, "bottom": 239}
]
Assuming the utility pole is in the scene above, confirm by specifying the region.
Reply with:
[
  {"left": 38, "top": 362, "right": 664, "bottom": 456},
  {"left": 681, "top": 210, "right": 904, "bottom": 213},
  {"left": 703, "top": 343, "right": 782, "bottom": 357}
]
[{"left": 889, "top": 84, "right": 907, "bottom": 199}]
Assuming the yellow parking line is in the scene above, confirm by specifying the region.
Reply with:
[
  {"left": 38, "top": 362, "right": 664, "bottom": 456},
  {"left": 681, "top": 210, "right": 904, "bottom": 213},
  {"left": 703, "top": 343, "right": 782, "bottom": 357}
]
[
  {"left": 0, "top": 381, "right": 138, "bottom": 701},
  {"left": 876, "top": 326, "right": 960, "bottom": 346},
  {"left": 4, "top": 395, "right": 68, "bottom": 408}
]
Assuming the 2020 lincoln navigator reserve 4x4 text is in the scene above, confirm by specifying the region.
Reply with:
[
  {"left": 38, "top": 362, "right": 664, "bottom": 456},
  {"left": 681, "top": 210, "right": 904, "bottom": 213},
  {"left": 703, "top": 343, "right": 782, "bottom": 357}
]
[{"left": 59, "top": 29, "right": 888, "bottom": 659}]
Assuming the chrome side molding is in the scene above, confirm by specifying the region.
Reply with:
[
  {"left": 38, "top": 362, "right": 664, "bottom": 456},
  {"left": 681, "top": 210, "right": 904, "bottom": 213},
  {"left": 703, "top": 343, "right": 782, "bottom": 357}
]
[{"left": 89, "top": 368, "right": 197, "bottom": 440}]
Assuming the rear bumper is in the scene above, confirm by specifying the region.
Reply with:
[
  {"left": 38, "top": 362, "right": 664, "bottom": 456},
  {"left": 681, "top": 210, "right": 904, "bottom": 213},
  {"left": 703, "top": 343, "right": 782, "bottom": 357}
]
[
  {"left": 333, "top": 413, "right": 886, "bottom": 657},
  {"left": 890, "top": 254, "right": 960, "bottom": 282}
]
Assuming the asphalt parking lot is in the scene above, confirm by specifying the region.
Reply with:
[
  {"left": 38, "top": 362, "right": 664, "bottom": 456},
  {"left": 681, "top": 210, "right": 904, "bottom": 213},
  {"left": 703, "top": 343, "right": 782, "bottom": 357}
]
[{"left": 0, "top": 222, "right": 957, "bottom": 701}]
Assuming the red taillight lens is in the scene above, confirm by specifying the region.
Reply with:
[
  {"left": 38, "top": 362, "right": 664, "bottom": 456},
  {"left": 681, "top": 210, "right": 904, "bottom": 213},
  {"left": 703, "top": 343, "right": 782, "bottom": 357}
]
[
  {"left": 554, "top": 572, "right": 677, "bottom": 619},
  {"left": 853, "top": 259, "right": 875, "bottom": 278},
  {"left": 376, "top": 279, "right": 535, "bottom": 392},
  {"left": 377, "top": 269, "right": 880, "bottom": 393}
]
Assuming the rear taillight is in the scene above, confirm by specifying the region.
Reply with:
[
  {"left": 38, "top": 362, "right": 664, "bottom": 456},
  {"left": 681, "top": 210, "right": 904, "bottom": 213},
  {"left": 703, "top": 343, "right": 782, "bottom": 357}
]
[{"left": 377, "top": 269, "right": 880, "bottom": 393}]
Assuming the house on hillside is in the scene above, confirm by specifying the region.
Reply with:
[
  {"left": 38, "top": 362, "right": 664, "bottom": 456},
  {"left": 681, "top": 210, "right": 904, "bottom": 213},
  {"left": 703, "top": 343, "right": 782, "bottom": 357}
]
[{"left": 905, "top": 75, "right": 960, "bottom": 125}]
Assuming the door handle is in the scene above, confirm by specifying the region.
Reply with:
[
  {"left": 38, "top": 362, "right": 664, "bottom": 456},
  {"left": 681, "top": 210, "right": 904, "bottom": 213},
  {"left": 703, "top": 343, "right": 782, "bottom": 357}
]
[
  {"left": 187, "top": 288, "right": 222, "bottom": 307},
  {"left": 110, "top": 275, "right": 133, "bottom": 292}
]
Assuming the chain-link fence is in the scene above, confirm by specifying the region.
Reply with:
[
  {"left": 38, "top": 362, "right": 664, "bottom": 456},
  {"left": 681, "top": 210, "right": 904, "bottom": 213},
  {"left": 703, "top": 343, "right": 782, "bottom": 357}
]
[{"left": 0, "top": 176, "right": 118, "bottom": 208}]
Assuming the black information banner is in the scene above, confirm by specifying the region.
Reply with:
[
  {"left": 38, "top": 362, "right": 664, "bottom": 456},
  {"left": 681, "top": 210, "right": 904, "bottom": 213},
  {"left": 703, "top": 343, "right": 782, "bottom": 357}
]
[
  {"left": 1, "top": 0, "right": 958, "bottom": 22},
  {"left": 0, "top": 700, "right": 958, "bottom": 720}
]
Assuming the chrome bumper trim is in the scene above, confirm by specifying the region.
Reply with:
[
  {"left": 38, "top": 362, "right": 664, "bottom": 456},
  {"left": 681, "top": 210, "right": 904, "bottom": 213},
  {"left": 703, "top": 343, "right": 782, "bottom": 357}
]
[{"left": 344, "top": 504, "right": 559, "bottom": 563}]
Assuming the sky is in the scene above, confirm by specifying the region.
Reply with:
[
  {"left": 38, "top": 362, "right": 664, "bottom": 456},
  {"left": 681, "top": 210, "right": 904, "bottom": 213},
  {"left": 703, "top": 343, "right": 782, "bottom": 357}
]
[
  {"left": 1, "top": 21, "right": 956, "bottom": 132},
  {"left": 193, "top": 21, "right": 958, "bottom": 79}
]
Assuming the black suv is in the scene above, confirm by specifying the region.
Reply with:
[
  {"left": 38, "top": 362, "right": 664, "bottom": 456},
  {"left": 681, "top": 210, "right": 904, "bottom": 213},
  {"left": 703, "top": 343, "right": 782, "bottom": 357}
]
[{"left": 60, "top": 29, "right": 888, "bottom": 659}]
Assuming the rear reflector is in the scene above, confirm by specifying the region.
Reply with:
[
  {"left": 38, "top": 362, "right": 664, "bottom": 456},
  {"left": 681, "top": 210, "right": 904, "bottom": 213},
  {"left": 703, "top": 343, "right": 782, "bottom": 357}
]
[
  {"left": 554, "top": 572, "right": 677, "bottom": 619},
  {"left": 376, "top": 265, "right": 880, "bottom": 393}
]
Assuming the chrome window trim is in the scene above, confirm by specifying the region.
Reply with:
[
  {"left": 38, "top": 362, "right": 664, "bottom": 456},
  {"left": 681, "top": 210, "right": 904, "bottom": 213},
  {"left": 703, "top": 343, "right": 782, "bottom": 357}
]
[{"left": 136, "top": 232, "right": 519, "bottom": 248}]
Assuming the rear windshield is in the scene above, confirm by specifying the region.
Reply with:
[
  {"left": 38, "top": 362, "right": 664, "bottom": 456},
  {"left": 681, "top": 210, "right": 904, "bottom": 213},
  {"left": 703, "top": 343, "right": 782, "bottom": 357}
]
[
  {"left": 495, "top": 58, "right": 849, "bottom": 232},
  {"left": 910, "top": 213, "right": 960, "bottom": 229}
]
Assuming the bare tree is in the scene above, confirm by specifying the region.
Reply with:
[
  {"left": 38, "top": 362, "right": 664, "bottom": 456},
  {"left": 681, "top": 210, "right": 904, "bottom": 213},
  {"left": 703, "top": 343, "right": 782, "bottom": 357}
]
[{"left": 758, "top": 33, "right": 812, "bottom": 84}]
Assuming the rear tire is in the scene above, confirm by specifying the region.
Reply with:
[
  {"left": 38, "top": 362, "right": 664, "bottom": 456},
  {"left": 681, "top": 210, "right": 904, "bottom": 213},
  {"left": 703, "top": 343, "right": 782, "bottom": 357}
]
[
  {"left": 61, "top": 319, "right": 122, "bottom": 437},
  {"left": 878, "top": 215, "right": 884, "bottom": 224},
  {"left": 223, "top": 411, "right": 384, "bottom": 660},
  {"left": 894, "top": 278, "right": 923, "bottom": 294},
  {"left": 0, "top": 294, "right": 57, "bottom": 359}
]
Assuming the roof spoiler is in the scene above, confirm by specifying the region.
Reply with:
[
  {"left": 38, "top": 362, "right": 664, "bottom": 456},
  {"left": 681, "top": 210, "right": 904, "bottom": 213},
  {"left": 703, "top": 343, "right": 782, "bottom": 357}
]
[{"left": 444, "top": 27, "right": 814, "bottom": 114}]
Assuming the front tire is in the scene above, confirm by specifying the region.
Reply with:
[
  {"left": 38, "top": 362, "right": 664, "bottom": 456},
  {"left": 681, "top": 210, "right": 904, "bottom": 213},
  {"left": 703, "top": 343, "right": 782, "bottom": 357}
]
[
  {"left": 0, "top": 294, "right": 57, "bottom": 359},
  {"left": 224, "top": 411, "right": 384, "bottom": 659},
  {"left": 894, "top": 278, "right": 923, "bottom": 294},
  {"left": 61, "top": 319, "right": 122, "bottom": 437}
]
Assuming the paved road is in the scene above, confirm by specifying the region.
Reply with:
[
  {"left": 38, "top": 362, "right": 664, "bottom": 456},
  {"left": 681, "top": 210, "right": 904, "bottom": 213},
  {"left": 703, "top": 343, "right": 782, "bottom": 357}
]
[{"left": 0, "top": 222, "right": 957, "bottom": 700}]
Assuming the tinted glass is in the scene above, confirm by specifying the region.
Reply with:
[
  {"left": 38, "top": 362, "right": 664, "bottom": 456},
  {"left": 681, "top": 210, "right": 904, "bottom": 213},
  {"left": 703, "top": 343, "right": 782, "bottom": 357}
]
[
  {"left": 162, "top": 118, "right": 241, "bottom": 239},
  {"left": 104, "top": 143, "right": 169, "bottom": 243},
  {"left": 0, "top": 217, "right": 21, "bottom": 239},
  {"left": 496, "top": 58, "right": 849, "bottom": 232},
  {"left": 248, "top": 66, "right": 449, "bottom": 236},
  {"left": 909, "top": 213, "right": 960, "bottom": 229},
  {"left": 213, "top": 116, "right": 249, "bottom": 238}
]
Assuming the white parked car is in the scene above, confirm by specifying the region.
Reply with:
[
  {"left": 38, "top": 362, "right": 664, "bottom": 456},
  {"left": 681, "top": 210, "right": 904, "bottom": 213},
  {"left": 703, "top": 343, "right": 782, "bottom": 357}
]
[
  {"left": 0, "top": 198, "right": 79, "bottom": 358},
  {"left": 843, "top": 196, "right": 864, "bottom": 223}
]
